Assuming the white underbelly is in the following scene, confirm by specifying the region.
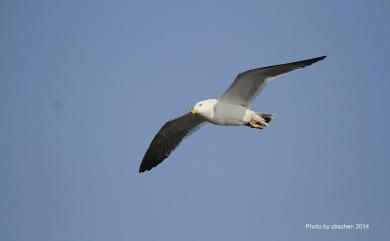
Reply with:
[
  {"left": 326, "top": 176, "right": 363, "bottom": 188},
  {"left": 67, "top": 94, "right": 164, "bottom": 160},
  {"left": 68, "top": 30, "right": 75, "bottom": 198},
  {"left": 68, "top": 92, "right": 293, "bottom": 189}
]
[
  {"left": 210, "top": 103, "right": 252, "bottom": 126},
  {"left": 210, "top": 118, "right": 245, "bottom": 126}
]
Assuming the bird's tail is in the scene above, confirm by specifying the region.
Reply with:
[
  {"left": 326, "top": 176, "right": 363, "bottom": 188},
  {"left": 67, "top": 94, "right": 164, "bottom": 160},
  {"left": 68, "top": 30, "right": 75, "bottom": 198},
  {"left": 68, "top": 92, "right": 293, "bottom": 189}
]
[{"left": 256, "top": 112, "right": 276, "bottom": 124}]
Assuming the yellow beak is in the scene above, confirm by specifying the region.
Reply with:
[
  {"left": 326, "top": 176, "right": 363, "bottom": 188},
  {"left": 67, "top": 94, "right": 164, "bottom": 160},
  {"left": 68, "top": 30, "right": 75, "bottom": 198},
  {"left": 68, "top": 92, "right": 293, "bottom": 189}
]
[{"left": 191, "top": 108, "right": 198, "bottom": 115}]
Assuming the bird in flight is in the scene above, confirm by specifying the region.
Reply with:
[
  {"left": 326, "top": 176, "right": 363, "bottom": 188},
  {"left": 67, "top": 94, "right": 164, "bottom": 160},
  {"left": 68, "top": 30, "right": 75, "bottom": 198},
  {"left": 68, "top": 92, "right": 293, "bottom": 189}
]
[{"left": 139, "top": 56, "right": 326, "bottom": 172}]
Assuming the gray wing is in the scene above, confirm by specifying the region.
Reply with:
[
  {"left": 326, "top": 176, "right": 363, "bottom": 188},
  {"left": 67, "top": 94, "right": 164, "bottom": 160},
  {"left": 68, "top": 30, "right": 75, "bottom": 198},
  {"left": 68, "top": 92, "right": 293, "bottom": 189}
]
[
  {"left": 219, "top": 56, "right": 326, "bottom": 107},
  {"left": 139, "top": 113, "right": 206, "bottom": 173}
]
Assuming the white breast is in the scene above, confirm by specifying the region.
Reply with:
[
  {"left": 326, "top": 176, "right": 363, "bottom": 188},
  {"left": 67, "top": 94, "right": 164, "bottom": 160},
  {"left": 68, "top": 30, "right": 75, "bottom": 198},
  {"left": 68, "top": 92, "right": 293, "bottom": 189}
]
[{"left": 211, "top": 102, "right": 251, "bottom": 126}]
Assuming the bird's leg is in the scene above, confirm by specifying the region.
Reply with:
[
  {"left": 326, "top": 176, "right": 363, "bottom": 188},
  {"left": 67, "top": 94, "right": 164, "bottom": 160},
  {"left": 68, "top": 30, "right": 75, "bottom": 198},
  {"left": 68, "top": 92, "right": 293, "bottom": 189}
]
[{"left": 246, "top": 120, "right": 264, "bottom": 129}]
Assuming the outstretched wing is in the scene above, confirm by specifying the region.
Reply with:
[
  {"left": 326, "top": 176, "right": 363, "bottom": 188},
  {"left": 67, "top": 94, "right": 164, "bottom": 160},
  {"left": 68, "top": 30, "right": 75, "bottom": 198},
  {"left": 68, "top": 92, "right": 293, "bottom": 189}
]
[
  {"left": 139, "top": 113, "right": 206, "bottom": 173},
  {"left": 219, "top": 56, "right": 326, "bottom": 107}
]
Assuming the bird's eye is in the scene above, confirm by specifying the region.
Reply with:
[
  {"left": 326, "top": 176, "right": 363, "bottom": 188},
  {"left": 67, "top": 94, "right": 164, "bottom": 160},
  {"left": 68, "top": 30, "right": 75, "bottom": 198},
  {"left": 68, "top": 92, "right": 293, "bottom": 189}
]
[{"left": 199, "top": 104, "right": 202, "bottom": 107}]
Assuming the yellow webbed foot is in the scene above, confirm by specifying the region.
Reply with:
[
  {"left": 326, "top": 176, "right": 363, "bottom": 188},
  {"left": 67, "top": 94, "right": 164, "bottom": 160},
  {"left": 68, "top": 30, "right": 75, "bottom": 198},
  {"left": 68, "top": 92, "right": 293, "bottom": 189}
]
[{"left": 247, "top": 120, "right": 264, "bottom": 129}]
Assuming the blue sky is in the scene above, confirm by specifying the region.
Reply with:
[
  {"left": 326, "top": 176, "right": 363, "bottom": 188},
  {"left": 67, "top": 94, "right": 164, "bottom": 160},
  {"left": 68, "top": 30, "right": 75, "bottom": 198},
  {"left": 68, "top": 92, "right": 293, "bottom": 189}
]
[{"left": 1, "top": 0, "right": 389, "bottom": 240}]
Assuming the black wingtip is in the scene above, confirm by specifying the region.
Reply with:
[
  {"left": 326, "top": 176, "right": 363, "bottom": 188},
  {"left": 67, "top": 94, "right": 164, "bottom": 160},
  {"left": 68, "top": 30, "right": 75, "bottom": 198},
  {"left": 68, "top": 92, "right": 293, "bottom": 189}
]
[
  {"left": 293, "top": 55, "right": 326, "bottom": 68},
  {"left": 139, "top": 161, "right": 155, "bottom": 173},
  {"left": 139, "top": 165, "right": 148, "bottom": 173},
  {"left": 317, "top": 55, "right": 327, "bottom": 60},
  {"left": 306, "top": 55, "right": 327, "bottom": 64}
]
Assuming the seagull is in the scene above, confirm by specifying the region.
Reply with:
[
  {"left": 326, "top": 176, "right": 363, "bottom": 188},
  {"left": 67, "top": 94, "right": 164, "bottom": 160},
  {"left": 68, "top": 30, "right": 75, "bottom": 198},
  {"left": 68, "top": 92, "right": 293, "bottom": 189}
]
[{"left": 139, "top": 56, "right": 326, "bottom": 172}]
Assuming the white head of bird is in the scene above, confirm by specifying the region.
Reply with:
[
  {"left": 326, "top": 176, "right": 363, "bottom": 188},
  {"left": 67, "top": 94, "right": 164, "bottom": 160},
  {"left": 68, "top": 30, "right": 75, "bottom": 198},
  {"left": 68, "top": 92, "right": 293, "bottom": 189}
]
[{"left": 190, "top": 99, "right": 218, "bottom": 120}]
